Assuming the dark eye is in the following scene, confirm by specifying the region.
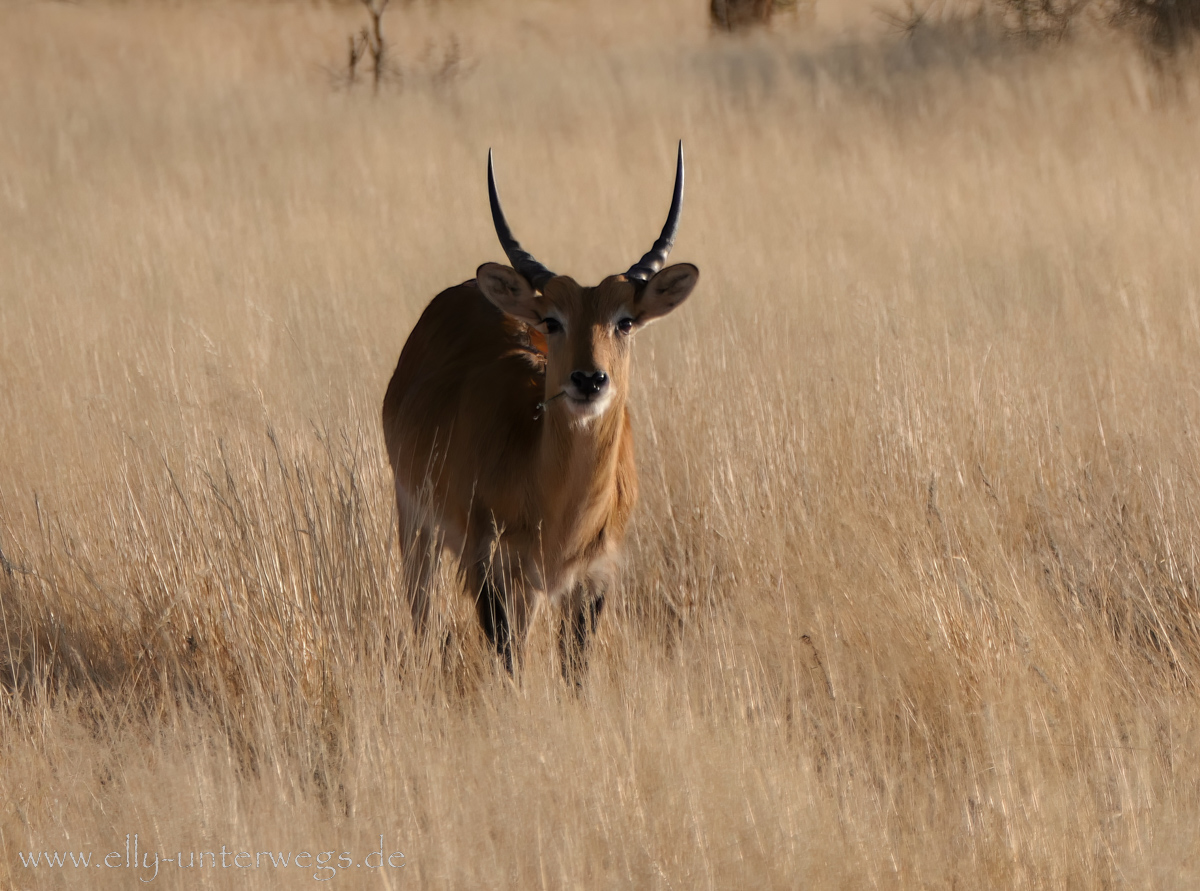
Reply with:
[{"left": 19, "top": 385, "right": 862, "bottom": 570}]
[
  {"left": 617, "top": 318, "right": 634, "bottom": 335},
  {"left": 543, "top": 317, "right": 563, "bottom": 334}
]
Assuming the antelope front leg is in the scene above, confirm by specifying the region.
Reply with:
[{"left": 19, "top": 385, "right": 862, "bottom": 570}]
[
  {"left": 560, "top": 577, "right": 607, "bottom": 687},
  {"left": 470, "top": 557, "right": 534, "bottom": 676}
]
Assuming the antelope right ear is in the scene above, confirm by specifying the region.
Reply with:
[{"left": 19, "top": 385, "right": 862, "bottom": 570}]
[{"left": 477, "top": 263, "right": 545, "bottom": 324}]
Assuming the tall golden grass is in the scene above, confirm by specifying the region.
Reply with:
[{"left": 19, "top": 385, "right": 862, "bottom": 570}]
[{"left": 4, "top": 1, "right": 1200, "bottom": 886}]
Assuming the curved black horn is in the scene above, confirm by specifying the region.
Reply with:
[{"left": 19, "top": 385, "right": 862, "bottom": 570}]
[
  {"left": 626, "top": 141, "right": 685, "bottom": 283},
  {"left": 488, "top": 149, "right": 556, "bottom": 291}
]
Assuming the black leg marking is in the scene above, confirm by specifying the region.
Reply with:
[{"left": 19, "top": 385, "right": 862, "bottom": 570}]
[
  {"left": 476, "top": 574, "right": 514, "bottom": 675},
  {"left": 560, "top": 592, "right": 605, "bottom": 687}
]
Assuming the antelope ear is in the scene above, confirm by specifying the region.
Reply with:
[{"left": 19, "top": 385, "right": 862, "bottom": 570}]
[
  {"left": 477, "top": 262, "right": 545, "bottom": 324},
  {"left": 634, "top": 263, "right": 698, "bottom": 325}
]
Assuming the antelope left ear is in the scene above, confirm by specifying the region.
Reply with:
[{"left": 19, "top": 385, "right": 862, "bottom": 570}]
[{"left": 635, "top": 263, "right": 698, "bottom": 325}]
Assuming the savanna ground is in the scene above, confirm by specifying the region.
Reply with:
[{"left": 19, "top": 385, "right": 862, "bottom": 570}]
[{"left": 4, "top": 0, "right": 1200, "bottom": 887}]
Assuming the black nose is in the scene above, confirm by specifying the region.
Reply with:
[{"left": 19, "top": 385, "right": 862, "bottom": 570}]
[{"left": 570, "top": 370, "right": 609, "bottom": 397}]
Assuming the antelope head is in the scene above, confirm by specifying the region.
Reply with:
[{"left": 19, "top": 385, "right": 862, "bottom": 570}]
[{"left": 476, "top": 143, "right": 699, "bottom": 426}]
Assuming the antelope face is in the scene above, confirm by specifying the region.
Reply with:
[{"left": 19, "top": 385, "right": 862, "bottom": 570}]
[
  {"left": 477, "top": 140, "right": 697, "bottom": 425},
  {"left": 477, "top": 265, "right": 700, "bottom": 424}
]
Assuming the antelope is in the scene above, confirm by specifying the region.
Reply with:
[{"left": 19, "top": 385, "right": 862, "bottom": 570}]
[{"left": 382, "top": 144, "right": 698, "bottom": 681}]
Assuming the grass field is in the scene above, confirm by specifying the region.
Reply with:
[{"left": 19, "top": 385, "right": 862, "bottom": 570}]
[{"left": 4, "top": 0, "right": 1200, "bottom": 887}]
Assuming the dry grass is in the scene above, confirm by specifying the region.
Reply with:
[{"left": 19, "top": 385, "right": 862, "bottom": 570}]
[{"left": 4, "top": 0, "right": 1200, "bottom": 887}]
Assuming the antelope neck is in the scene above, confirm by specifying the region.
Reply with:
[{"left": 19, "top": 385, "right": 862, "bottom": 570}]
[{"left": 538, "top": 394, "right": 626, "bottom": 529}]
